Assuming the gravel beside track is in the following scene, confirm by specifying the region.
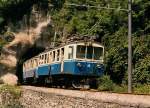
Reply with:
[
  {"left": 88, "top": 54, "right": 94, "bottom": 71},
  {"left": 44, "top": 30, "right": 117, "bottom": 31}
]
[{"left": 21, "top": 86, "right": 150, "bottom": 108}]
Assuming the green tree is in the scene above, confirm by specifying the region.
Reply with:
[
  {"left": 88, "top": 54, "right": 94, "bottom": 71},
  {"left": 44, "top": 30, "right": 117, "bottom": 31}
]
[{"left": 50, "top": 0, "right": 150, "bottom": 86}]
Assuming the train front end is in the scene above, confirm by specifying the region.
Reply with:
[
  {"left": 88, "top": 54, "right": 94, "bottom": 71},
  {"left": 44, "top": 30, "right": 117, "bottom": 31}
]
[
  {"left": 63, "top": 42, "right": 104, "bottom": 88},
  {"left": 74, "top": 42, "right": 104, "bottom": 77}
]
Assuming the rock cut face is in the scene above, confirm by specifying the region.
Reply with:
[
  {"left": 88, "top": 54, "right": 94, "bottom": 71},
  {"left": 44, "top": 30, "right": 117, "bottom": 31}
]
[
  {"left": 0, "top": 19, "right": 50, "bottom": 85},
  {"left": 0, "top": 73, "right": 18, "bottom": 85}
]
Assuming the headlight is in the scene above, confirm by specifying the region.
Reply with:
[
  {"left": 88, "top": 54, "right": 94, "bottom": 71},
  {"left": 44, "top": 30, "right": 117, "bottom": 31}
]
[
  {"left": 97, "top": 64, "right": 102, "bottom": 68},
  {"left": 77, "top": 63, "right": 82, "bottom": 67}
]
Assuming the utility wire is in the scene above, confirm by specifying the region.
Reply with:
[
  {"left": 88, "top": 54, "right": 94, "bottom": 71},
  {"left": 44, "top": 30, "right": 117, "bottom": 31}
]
[
  {"left": 65, "top": 3, "right": 128, "bottom": 12},
  {"left": 65, "top": 2, "right": 132, "bottom": 93}
]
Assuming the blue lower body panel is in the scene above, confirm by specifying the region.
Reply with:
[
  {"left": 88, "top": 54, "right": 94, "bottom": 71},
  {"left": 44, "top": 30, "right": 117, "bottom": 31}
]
[
  {"left": 23, "top": 60, "right": 104, "bottom": 79},
  {"left": 50, "top": 63, "right": 61, "bottom": 75},
  {"left": 63, "top": 60, "right": 104, "bottom": 77},
  {"left": 37, "top": 65, "right": 49, "bottom": 76},
  {"left": 36, "top": 63, "right": 61, "bottom": 76}
]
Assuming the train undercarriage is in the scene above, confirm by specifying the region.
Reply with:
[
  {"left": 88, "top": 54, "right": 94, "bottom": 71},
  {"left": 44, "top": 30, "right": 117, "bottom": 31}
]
[{"left": 23, "top": 74, "right": 98, "bottom": 89}]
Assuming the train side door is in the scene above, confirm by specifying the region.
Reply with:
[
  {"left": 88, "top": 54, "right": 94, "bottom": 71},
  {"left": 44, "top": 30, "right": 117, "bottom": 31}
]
[{"left": 61, "top": 48, "right": 64, "bottom": 72}]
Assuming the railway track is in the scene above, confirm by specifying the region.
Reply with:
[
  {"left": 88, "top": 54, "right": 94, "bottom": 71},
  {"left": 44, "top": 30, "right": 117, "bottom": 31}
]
[{"left": 21, "top": 84, "right": 150, "bottom": 96}]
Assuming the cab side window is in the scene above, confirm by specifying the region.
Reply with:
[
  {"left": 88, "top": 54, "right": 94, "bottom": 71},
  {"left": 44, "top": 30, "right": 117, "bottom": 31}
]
[{"left": 68, "top": 46, "right": 73, "bottom": 59}]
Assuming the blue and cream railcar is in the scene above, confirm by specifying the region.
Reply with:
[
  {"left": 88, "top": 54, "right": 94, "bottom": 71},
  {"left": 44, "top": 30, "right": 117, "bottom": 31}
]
[
  {"left": 23, "top": 42, "right": 104, "bottom": 88},
  {"left": 23, "top": 56, "right": 38, "bottom": 80}
]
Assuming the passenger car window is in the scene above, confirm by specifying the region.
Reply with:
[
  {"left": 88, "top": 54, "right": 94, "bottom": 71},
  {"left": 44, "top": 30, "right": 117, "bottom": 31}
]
[
  {"left": 61, "top": 48, "right": 64, "bottom": 60},
  {"left": 57, "top": 50, "right": 60, "bottom": 61},
  {"left": 53, "top": 51, "right": 55, "bottom": 61}
]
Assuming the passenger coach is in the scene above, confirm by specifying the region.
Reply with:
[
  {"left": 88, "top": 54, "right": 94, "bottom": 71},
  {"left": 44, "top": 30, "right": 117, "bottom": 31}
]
[{"left": 23, "top": 41, "right": 104, "bottom": 88}]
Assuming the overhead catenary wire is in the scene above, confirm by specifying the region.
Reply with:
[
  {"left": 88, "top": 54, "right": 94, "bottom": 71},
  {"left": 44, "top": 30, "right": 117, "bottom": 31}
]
[
  {"left": 65, "top": 2, "right": 132, "bottom": 93},
  {"left": 65, "top": 3, "right": 128, "bottom": 12}
]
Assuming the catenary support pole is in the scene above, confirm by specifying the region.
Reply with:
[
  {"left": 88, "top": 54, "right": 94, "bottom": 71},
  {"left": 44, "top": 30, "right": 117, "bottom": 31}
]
[
  {"left": 65, "top": 2, "right": 133, "bottom": 93},
  {"left": 128, "top": 0, "right": 132, "bottom": 93}
]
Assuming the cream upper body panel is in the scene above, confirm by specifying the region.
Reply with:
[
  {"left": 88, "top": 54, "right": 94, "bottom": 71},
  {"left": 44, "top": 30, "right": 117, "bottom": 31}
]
[{"left": 23, "top": 42, "right": 104, "bottom": 72}]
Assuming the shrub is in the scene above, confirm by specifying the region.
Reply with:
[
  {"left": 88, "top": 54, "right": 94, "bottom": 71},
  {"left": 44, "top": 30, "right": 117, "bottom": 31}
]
[
  {"left": 98, "top": 75, "right": 114, "bottom": 91},
  {"left": 133, "top": 55, "right": 150, "bottom": 85},
  {"left": 134, "top": 84, "right": 150, "bottom": 94},
  {"left": 113, "top": 84, "right": 128, "bottom": 93}
]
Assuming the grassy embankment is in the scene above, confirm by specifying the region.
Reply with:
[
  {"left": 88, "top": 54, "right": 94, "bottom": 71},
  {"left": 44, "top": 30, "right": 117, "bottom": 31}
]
[
  {"left": 0, "top": 84, "right": 23, "bottom": 108},
  {"left": 98, "top": 75, "right": 150, "bottom": 94}
]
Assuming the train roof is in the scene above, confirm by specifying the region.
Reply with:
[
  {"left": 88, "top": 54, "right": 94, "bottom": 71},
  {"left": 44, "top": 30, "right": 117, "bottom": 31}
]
[
  {"left": 24, "top": 41, "right": 104, "bottom": 64},
  {"left": 44, "top": 41, "right": 103, "bottom": 52}
]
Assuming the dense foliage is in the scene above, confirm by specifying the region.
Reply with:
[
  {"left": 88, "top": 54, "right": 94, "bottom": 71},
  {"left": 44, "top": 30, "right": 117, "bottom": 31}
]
[
  {"left": 49, "top": 0, "right": 150, "bottom": 86},
  {"left": 0, "top": 0, "right": 150, "bottom": 89},
  {"left": 0, "top": 0, "right": 30, "bottom": 31}
]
